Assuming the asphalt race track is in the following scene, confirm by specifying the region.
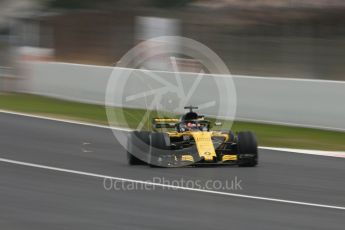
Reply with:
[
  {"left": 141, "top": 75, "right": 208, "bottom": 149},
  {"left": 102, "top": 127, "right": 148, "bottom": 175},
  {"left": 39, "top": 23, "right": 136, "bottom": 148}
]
[{"left": 0, "top": 112, "right": 344, "bottom": 229}]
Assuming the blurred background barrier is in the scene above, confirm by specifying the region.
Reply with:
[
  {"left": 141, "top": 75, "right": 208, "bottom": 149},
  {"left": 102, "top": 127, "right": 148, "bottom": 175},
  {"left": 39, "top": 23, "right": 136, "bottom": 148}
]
[
  {"left": 15, "top": 61, "right": 345, "bottom": 131},
  {"left": 1, "top": 0, "right": 345, "bottom": 80},
  {"left": 2, "top": 0, "right": 345, "bottom": 132},
  {"left": 0, "top": 66, "right": 15, "bottom": 92}
]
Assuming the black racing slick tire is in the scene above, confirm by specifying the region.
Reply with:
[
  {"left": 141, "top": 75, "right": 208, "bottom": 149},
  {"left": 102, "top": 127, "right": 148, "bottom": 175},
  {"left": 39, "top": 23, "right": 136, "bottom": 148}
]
[
  {"left": 151, "top": 132, "right": 170, "bottom": 150},
  {"left": 149, "top": 132, "right": 170, "bottom": 167},
  {"left": 127, "top": 131, "right": 150, "bottom": 165},
  {"left": 237, "top": 131, "right": 258, "bottom": 167}
]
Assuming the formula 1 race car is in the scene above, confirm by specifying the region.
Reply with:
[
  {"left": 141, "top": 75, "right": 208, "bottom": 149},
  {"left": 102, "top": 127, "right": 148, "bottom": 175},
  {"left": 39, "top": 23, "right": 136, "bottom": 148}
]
[{"left": 127, "top": 106, "right": 258, "bottom": 167}]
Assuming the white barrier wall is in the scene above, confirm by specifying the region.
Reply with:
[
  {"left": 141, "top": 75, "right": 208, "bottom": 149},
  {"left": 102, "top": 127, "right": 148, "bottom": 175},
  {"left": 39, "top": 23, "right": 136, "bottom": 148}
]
[
  {"left": 18, "top": 62, "right": 113, "bottom": 104},
  {"left": 18, "top": 61, "right": 345, "bottom": 131}
]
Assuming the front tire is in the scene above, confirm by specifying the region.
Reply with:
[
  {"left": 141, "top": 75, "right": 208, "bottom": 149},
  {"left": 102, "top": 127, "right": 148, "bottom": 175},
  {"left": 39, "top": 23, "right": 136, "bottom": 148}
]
[
  {"left": 237, "top": 131, "right": 258, "bottom": 167},
  {"left": 127, "top": 131, "right": 150, "bottom": 165},
  {"left": 149, "top": 132, "right": 170, "bottom": 167}
]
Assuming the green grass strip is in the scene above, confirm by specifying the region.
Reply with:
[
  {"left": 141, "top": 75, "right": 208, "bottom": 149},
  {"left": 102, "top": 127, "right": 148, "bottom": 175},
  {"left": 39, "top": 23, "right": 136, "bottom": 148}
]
[{"left": 0, "top": 93, "right": 344, "bottom": 151}]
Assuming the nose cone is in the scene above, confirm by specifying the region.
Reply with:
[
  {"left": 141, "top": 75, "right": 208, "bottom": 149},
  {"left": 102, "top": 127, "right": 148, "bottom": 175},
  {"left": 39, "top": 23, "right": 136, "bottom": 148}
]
[{"left": 191, "top": 132, "right": 216, "bottom": 160}]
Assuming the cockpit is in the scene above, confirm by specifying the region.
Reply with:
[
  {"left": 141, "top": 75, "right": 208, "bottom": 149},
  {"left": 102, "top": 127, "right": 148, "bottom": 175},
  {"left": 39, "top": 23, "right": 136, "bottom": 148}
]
[{"left": 177, "top": 106, "right": 210, "bottom": 132}]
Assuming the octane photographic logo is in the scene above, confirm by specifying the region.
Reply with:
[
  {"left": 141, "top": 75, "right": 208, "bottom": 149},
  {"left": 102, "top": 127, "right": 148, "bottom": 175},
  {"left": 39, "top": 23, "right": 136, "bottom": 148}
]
[
  {"left": 105, "top": 36, "right": 237, "bottom": 167},
  {"left": 103, "top": 176, "right": 243, "bottom": 192}
]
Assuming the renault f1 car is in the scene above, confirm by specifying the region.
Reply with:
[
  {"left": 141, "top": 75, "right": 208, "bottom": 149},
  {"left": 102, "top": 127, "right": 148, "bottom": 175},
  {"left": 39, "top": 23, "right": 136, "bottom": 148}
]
[{"left": 127, "top": 106, "right": 258, "bottom": 167}]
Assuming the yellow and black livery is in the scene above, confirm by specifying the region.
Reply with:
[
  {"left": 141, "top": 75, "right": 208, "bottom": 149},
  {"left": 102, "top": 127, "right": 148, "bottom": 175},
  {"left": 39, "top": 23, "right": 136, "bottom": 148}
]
[{"left": 127, "top": 106, "right": 258, "bottom": 167}]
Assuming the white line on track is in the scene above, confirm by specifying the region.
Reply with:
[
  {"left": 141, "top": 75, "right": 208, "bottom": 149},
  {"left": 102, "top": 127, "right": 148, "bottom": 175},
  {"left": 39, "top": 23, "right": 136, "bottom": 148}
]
[
  {"left": 0, "top": 157, "right": 344, "bottom": 211},
  {"left": 260, "top": 147, "right": 345, "bottom": 158},
  {"left": 0, "top": 109, "right": 131, "bottom": 132},
  {"left": 1, "top": 109, "right": 344, "bottom": 158}
]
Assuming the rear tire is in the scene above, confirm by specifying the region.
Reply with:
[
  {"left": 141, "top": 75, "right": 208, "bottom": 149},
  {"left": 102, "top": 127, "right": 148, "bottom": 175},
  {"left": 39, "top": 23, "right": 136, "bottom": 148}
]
[
  {"left": 127, "top": 131, "right": 150, "bottom": 165},
  {"left": 237, "top": 131, "right": 258, "bottom": 167}
]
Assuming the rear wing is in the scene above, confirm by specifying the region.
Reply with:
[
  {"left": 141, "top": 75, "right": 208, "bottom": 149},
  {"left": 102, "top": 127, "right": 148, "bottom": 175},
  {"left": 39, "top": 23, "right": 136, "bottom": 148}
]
[{"left": 152, "top": 118, "right": 179, "bottom": 129}]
